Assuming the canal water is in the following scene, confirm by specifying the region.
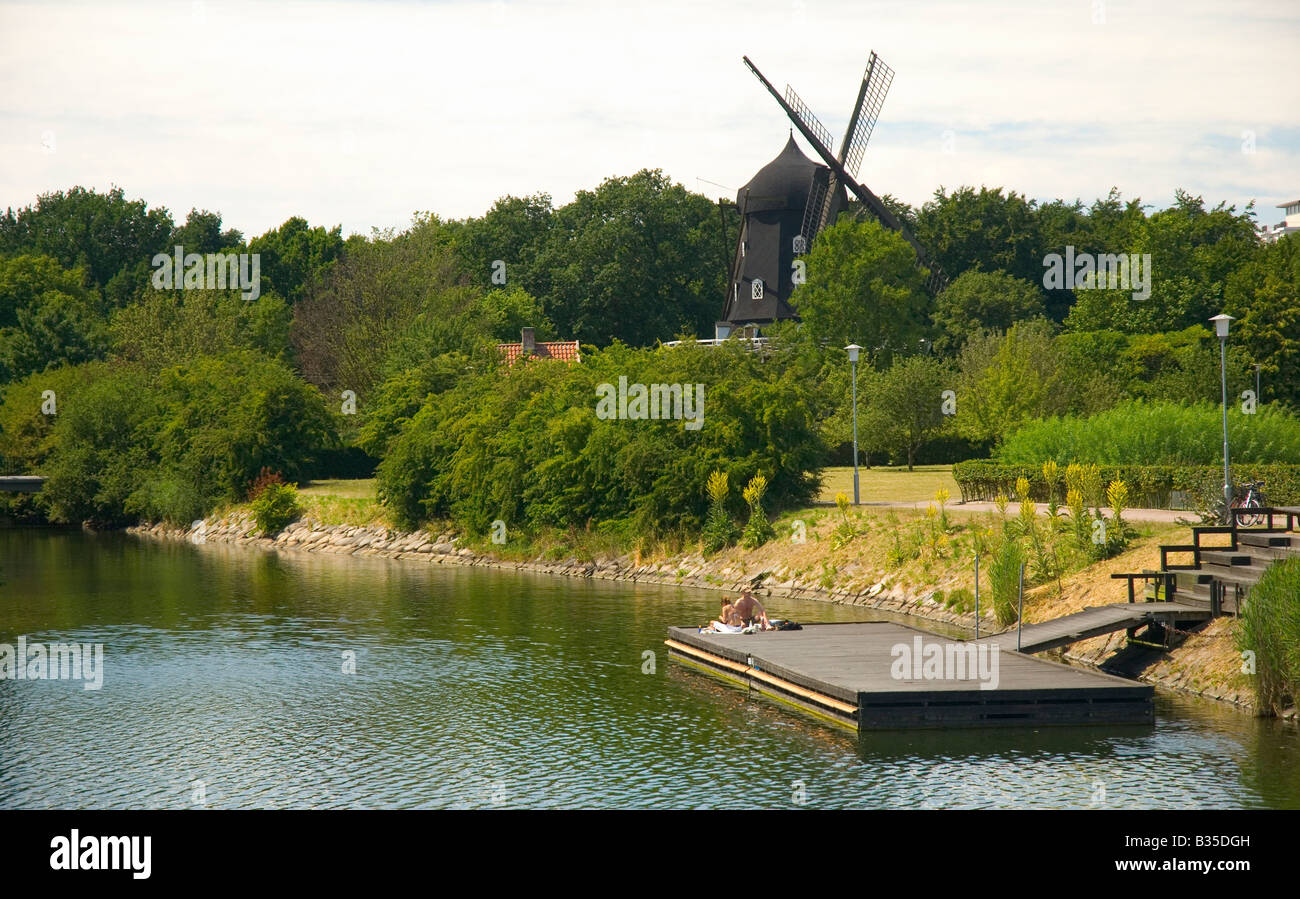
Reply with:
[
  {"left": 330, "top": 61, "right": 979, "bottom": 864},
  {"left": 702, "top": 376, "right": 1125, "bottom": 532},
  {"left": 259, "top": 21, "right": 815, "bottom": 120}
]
[{"left": 2, "top": 528, "right": 1297, "bottom": 809}]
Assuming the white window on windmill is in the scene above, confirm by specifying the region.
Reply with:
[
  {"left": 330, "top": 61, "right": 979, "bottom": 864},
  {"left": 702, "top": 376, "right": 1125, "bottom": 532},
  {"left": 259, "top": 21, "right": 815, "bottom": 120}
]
[
  {"left": 752, "top": 278, "right": 764, "bottom": 299},
  {"left": 793, "top": 234, "right": 807, "bottom": 255}
]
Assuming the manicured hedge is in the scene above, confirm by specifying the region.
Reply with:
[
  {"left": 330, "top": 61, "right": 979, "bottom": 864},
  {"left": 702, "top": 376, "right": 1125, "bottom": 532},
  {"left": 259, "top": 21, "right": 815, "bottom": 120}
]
[{"left": 952, "top": 459, "right": 1300, "bottom": 509}]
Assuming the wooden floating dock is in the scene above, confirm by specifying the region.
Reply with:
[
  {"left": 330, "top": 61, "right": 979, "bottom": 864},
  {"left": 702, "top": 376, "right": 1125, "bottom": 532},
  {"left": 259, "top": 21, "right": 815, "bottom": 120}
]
[{"left": 667, "top": 621, "right": 1153, "bottom": 731}]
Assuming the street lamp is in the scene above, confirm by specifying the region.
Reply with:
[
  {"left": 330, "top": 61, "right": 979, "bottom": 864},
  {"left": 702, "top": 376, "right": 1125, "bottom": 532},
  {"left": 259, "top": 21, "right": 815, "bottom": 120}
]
[
  {"left": 1254, "top": 363, "right": 1262, "bottom": 405},
  {"left": 846, "top": 344, "right": 863, "bottom": 506},
  {"left": 1210, "top": 314, "right": 1234, "bottom": 524}
]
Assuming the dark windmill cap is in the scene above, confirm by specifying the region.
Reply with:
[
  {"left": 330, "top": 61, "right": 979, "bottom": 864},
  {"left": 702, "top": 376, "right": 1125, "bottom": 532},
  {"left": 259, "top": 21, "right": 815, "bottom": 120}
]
[{"left": 736, "top": 135, "right": 824, "bottom": 212}]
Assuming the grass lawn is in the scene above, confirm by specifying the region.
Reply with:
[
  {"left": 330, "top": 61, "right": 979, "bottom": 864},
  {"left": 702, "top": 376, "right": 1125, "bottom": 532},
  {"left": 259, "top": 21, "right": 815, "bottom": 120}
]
[
  {"left": 299, "top": 478, "right": 377, "bottom": 499},
  {"left": 296, "top": 478, "right": 386, "bottom": 527},
  {"left": 299, "top": 472, "right": 961, "bottom": 518},
  {"left": 817, "top": 465, "right": 959, "bottom": 505}
]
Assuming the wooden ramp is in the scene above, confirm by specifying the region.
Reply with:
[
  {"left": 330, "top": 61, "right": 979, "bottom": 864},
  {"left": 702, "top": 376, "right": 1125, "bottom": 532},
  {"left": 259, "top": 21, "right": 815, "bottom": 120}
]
[
  {"left": 973, "top": 602, "right": 1213, "bottom": 654},
  {"left": 667, "top": 621, "right": 1152, "bottom": 731}
]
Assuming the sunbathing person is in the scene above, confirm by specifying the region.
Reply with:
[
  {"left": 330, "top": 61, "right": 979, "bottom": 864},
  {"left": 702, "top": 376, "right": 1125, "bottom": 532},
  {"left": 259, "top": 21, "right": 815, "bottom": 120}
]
[
  {"left": 733, "top": 589, "right": 772, "bottom": 630},
  {"left": 706, "top": 599, "right": 745, "bottom": 633}
]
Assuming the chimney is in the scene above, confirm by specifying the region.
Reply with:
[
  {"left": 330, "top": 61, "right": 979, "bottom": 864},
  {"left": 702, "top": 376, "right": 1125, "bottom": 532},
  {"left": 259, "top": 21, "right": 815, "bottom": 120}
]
[{"left": 521, "top": 327, "right": 535, "bottom": 355}]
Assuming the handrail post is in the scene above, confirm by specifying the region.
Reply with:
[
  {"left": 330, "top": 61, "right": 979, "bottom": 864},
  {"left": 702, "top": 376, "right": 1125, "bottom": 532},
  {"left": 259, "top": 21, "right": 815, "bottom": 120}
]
[
  {"left": 1016, "top": 563, "right": 1025, "bottom": 652},
  {"left": 973, "top": 553, "right": 980, "bottom": 640}
]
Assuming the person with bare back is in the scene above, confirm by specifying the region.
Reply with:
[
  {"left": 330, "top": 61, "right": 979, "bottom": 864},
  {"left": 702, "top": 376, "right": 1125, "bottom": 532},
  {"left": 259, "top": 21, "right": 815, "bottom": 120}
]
[
  {"left": 733, "top": 589, "right": 771, "bottom": 630},
  {"left": 706, "top": 598, "right": 745, "bottom": 633}
]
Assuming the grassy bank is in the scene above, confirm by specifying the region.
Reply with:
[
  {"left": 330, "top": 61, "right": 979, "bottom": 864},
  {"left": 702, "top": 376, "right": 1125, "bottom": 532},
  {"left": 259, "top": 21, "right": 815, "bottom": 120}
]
[{"left": 294, "top": 479, "right": 388, "bottom": 528}]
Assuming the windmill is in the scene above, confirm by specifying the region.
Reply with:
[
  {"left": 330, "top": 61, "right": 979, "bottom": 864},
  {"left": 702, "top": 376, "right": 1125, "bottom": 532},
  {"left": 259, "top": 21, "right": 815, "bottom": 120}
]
[{"left": 720, "top": 52, "right": 944, "bottom": 332}]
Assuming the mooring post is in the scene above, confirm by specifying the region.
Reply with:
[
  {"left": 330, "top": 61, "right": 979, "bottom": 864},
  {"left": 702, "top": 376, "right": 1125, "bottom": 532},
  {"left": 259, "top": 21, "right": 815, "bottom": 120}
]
[
  {"left": 1016, "top": 563, "right": 1025, "bottom": 651},
  {"left": 973, "top": 553, "right": 980, "bottom": 640}
]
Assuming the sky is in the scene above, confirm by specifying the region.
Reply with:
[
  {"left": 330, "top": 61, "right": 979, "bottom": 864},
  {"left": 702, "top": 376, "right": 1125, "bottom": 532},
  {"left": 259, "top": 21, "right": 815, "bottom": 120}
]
[{"left": 2, "top": 0, "right": 1298, "bottom": 239}]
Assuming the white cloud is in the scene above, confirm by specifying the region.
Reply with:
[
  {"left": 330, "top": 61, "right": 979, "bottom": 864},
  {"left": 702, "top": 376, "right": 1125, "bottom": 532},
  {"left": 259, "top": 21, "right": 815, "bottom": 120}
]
[{"left": 1, "top": 0, "right": 1296, "bottom": 236}]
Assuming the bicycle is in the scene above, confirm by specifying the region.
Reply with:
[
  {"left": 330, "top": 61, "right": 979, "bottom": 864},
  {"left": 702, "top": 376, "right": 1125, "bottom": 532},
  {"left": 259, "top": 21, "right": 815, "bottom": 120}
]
[{"left": 1231, "top": 480, "right": 1267, "bottom": 527}]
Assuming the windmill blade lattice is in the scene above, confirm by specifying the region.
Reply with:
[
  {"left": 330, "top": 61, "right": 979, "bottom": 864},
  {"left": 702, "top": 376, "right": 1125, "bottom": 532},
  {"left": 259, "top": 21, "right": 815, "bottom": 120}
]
[
  {"left": 841, "top": 52, "right": 893, "bottom": 179},
  {"left": 783, "top": 84, "right": 835, "bottom": 158}
]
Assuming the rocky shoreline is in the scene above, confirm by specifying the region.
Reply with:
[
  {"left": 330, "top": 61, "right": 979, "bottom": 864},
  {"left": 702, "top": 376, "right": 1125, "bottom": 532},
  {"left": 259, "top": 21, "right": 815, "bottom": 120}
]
[
  {"left": 128, "top": 512, "right": 982, "bottom": 625},
  {"left": 127, "top": 511, "right": 1263, "bottom": 714}
]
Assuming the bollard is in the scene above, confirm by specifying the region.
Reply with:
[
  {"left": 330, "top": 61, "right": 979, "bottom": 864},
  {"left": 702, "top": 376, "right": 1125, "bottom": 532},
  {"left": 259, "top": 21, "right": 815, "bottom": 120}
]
[{"left": 1016, "top": 563, "right": 1025, "bottom": 651}]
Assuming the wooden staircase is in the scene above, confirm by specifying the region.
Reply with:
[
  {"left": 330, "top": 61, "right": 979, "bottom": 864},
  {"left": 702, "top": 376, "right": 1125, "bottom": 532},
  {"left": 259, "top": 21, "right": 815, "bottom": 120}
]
[{"left": 1118, "top": 508, "right": 1300, "bottom": 616}]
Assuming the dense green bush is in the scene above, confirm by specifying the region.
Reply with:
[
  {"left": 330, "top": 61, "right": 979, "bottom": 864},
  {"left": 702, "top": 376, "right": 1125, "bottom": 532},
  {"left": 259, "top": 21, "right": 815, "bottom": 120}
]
[
  {"left": 251, "top": 482, "right": 302, "bottom": 535},
  {"left": 0, "top": 352, "right": 336, "bottom": 525},
  {"left": 377, "top": 340, "right": 825, "bottom": 539},
  {"left": 1237, "top": 558, "right": 1300, "bottom": 716},
  {"left": 996, "top": 401, "right": 1300, "bottom": 466}
]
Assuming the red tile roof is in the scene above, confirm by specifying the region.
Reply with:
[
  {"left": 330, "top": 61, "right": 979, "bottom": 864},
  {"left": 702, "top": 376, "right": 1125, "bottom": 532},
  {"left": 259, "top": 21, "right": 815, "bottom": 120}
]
[{"left": 498, "top": 340, "right": 581, "bottom": 366}]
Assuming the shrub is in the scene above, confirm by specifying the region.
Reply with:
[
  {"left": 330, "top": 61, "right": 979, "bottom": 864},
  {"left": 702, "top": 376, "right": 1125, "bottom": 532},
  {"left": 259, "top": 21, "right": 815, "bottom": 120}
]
[
  {"left": 1237, "top": 558, "right": 1300, "bottom": 717},
  {"left": 248, "top": 467, "right": 286, "bottom": 501},
  {"left": 251, "top": 482, "right": 302, "bottom": 536},
  {"left": 5, "top": 352, "right": 336, "bottom": 526},
  {"left": 944, "top": 587, "right": 976, "bottom": 614}
]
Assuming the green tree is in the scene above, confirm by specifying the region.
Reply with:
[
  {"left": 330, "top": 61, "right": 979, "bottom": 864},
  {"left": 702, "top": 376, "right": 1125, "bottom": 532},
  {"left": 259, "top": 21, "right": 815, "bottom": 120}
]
[
  {"left": 291, "top": 222, "right": 471, "bottom": 397},
  {"left": 1053, "top": 329, "right": 1132, "bottom": 415},
  {"left": 377, "top": 340, "right": 824, "bottom": 536},
  {"left": 110, "top": 288, "right": 292, "bottom": 368},
  {"left": 0, "top": 254, "right": 108, "bottom": 380},
  {"left": 1063, "top": 191, "right": 1258, "bottom": 334},
  {"left": 860, "top": 355, "right": 953, "bottom": 470},
  {"left": 0, "top": 186, "right": 173, "bottom": 295},
  {"left": 914, "top": 186, "right": 1043, "bottom": 288},
  {"left": 532, "top": 170, "right": 729, "bottom": 346},
  {"left": 790, "top": 216, "right": 930, "bottom": 362},
  {"left": 1225, "top": 233, "right": 1300, "bottom": 409},
  {"left": 36, "top": 364, "right": 158, "bottom": 526},
  {"left": 169, "top": 208, "right": 243, "bottom": 255},
  {"left": 248, "top": 216, "right": 346, "bottom": 305},
  {"left": 954, "top": 319, "right": 1062, "bottom": 445},
  {"left": 454, "top": 193, "right": 554, "bottom": 293},
  {"left": 931, "top": 269, "right": 1046, "bottom": 354},
  {"left": 132, "top": 351, "right": 336, "bottom": 521}
]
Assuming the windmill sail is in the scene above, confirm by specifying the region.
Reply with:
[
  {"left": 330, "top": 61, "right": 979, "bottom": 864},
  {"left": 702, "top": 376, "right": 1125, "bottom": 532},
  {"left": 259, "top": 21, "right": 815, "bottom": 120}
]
[{"left": 840, "top": 52, "right": 893, "bottom": 180}]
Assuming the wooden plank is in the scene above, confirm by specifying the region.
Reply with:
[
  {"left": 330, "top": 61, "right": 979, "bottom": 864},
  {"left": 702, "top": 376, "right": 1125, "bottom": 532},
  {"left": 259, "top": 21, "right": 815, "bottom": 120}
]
[{"left": 973, "top": 602, "right": 1211, "bottom": 653}]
